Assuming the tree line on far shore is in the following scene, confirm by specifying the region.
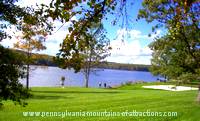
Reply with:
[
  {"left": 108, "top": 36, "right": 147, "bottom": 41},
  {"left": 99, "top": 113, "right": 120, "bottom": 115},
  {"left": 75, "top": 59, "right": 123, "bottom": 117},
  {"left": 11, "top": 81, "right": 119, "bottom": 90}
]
[{"left": 12, "top": 49, "right": 150, "bottom": 71}]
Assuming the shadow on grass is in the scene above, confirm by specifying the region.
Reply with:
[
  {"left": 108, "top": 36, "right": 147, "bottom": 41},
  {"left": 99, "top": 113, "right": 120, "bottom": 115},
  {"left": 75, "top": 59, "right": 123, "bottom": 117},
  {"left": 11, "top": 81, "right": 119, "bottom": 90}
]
[
  {"left": 31, "top": 90, "right": 121, "bottom": 94},
  {"left": 31, "top": 94, "right": 72, "bottom": 100}
]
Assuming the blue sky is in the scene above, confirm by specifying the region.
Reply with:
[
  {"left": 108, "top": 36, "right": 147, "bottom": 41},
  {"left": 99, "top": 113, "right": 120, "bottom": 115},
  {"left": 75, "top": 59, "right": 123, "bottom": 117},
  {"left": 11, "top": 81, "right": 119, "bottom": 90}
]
[
  {"left": 0, "top": 0, "right": 164, "bottom": 65},
  {"left": 101, "top": 0, "right": 163, "bottom": 64}
]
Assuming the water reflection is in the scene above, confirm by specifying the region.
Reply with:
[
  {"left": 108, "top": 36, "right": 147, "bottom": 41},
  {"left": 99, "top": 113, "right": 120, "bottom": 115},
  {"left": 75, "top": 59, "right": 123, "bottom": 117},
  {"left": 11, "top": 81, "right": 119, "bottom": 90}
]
[{"left": 20, "top": 66, "right": 159, "bottom": 87}]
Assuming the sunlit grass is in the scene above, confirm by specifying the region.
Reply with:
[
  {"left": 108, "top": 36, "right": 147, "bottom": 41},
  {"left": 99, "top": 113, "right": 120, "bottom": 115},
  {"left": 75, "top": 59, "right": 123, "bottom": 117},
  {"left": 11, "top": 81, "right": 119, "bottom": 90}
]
[{"left": 0, "top": 83, "right": 199, "bottom": 121}]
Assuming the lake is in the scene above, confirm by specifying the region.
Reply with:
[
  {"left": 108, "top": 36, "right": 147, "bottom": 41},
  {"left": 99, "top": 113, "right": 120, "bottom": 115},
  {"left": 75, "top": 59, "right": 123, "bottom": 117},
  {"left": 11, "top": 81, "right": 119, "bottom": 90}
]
[{"left": 20, "top": 65, "right": 159, "bottom": 87}]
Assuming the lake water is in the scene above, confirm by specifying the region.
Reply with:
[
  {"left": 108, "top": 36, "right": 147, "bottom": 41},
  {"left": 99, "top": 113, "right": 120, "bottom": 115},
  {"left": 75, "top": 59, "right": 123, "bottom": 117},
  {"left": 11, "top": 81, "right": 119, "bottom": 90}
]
[{"left": 20, "top": 66, "right": 159, "bottom": 87}]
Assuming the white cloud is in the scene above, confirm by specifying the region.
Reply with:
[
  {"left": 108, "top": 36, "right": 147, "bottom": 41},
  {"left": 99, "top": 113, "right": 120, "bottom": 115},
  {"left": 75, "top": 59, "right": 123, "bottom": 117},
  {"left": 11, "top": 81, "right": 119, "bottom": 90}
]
[
  {"left": 16, "top": 0, "right": 51, "bottom": 7},
  {"left": 106, "top": 29, "right": 160, "bottom": 65},
  {"left": 107, "top": 39, "right": 152, "bottom": 65},
  {"left": 113, "top": 28, "right": 161, "bottom": 42},
  {"left": 0, "top": 19, "right": 70, "bottom": 56},
  {"left": 0, "top": 0, "right": 76, "bottom": 56}
]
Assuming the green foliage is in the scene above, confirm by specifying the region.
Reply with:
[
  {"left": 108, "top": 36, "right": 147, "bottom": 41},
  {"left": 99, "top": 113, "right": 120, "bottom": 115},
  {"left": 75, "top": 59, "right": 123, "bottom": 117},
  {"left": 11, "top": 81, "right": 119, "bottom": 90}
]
[
  {"left": 13, "top": 21, "right": 47, "bottom": 89},
  {"left": 81, "top": 23, "right": 111, "bottom": 87},
  {"left": 56, "top": 22, "right": 111, "bottom": 87},
  {"left": 0, "top": 45, "right": 30, "bottom": 107},
  {"left": 0, "top": 0, "right": 53, "bottom": 41},
  {"left": 0, "top": 0, "right": 26, "bottom": 40},
  {"left": 42, "top": 0, "right": 134, "bottom": 72},
  {"left": 13, "top": 5, "right": 54, "bottom": 89},
  {"left": 139, "top": 0, "right": 200, "bottom": 83},
  {"left": 1, "top": 0, "right": 53, "bottom": 89},
  {"left": 47, "top": 0, "right": 119, "bottom": 72},
  {"left": 138, "top": 0, "right": 199, "bottom": 29},
  {"left": 56, "top": 22, "right": 111, "bottom": 72}
]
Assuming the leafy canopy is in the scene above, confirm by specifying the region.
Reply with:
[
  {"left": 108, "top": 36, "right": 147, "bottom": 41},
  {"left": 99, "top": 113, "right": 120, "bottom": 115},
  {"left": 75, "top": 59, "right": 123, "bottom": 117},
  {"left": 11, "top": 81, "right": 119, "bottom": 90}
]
[
  {"left": 0, "top": 0, "right": 53, "bottom": 41},
  {"left": 138, "top": 0, "right": 200, "bottom": 82},
  {"left": 46, "top": 0, "right": 128, "bottom": 72}
]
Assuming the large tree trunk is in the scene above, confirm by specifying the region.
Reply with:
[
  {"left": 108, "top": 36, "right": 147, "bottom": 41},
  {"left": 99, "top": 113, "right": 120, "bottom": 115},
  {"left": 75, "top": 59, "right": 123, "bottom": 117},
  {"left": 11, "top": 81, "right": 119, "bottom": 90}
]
[
  {"left": 84, "top": 50, "right": 91, "bottom": 88},
  {"left": 26, "top": 63, "right": 29, "bottom": 89},
  {"left": 85, "top": 70, "right": 89, "bottom": 88},
  {"left": 84, "top": 61, "right": 89, "bottom": 88},
  {"left": 85, "top": 74, "right": 89, "bottom": 88},
  {"left": 26, "top": 46, "right": 30, "bottom": 90}
]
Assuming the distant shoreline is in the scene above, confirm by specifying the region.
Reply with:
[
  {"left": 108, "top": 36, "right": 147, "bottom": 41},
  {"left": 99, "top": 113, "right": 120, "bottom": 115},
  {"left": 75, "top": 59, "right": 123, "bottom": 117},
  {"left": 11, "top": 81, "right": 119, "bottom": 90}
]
[
  {"left": 13, "top": 49, "right": 151, "bottom": 72},
  {"left": 29, "top": 64, "right": 150, "bottom": 72}
]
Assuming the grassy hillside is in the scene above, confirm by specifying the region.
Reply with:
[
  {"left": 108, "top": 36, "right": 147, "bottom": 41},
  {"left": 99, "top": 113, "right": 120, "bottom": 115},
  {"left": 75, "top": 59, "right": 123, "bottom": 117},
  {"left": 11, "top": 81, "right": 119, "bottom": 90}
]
[{"left": 0, "top": 83, "right": 199, "bottom": 121}]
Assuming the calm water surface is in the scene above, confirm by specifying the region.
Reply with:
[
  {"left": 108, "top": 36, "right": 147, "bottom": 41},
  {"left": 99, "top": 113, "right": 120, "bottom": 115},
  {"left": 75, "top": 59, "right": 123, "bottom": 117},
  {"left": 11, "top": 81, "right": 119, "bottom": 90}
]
[{"left": 20, "top": 66, "right": 159, "bottom": 87}]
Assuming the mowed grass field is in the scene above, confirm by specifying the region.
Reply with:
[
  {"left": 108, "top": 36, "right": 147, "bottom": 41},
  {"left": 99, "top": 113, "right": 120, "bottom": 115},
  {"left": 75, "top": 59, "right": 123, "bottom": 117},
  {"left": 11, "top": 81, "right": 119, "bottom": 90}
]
[{"left": 0, "top": 83, "right": 200, "bottom": 121}]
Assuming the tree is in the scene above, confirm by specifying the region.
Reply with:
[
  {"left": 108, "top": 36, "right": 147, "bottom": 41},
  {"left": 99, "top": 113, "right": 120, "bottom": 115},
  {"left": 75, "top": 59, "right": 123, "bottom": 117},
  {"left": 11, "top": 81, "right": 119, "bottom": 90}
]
[
  {"left": 1, "top": 0, "right": 53, "bottom": 82},
  {"left": 0, "top": 0, "right": 52, "bottom": 41},
  {"left": 46, "top": 0, "right": 130, "bottom": 72},
  {"left": 14, "top": 21, "right": 47, "bottom": 89},
  {"left": 138, "top": 0, "right": 200, "bottom": 101},
  {"left": 0, "top": 0, "right": 52, "bottom": 105},
  {"left": 0, "top": 45, "right": 30, "bottom": 107},
  {"left": 0, "top": 0, "right": 26, "bottom": 41},
  {"left": 0, "top": 0, "right": 52, "bottom": 106},
  {"left": 55, "top": 22, "right": 110, "bottom": 88},
  {"left": 80, "top": 24, "right": 111, "bottom": 88},
  {"left": 11, "top": 2, "right": 54, "bottom": 90}
]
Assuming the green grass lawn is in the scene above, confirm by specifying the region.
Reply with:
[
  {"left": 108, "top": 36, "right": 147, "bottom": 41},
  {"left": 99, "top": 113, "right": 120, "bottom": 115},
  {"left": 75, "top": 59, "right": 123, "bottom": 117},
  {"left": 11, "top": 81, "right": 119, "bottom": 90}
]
[{"left": 0, "top": 83, "right": 200, "bottom": 121}]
